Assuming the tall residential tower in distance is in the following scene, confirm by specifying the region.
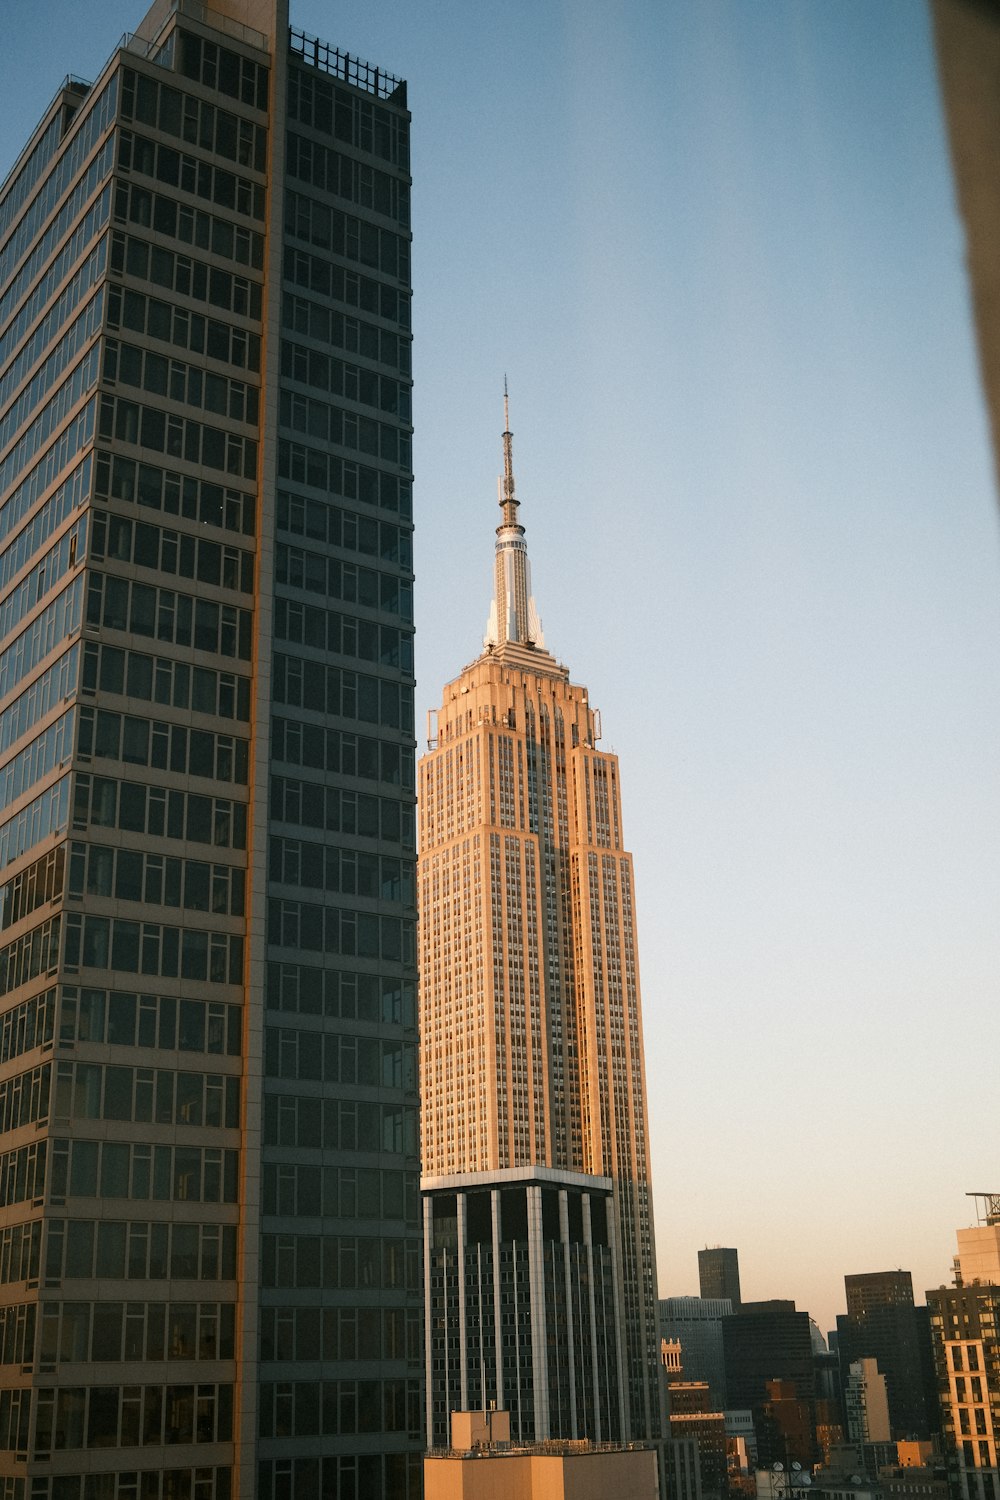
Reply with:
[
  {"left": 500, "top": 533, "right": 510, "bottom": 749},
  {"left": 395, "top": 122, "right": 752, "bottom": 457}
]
[
  {"left": 419, "top": 395, "right": 663, "bottom": 1451},
  {"left": 699, "top": 1246, "right": 742, "bottom": 1308},
  {"left": 0, "top": 1, "right": 418, "bottom": 1496}
]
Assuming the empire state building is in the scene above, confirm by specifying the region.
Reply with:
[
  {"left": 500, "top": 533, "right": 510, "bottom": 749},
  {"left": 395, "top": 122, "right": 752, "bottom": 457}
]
[{"left": 419, "top": 395, "right": 663, "bottom": 1450}]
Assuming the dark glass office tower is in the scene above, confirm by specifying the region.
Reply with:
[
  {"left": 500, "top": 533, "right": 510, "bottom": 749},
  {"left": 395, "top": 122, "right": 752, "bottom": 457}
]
[{"left": 0, "top": 1, "right": 418, "bottom": 1495}]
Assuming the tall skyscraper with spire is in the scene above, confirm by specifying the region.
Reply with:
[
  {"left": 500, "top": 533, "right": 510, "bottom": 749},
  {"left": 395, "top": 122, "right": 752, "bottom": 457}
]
[{"left": 419, "top": 394, "right": 663, "bottom": 1452}]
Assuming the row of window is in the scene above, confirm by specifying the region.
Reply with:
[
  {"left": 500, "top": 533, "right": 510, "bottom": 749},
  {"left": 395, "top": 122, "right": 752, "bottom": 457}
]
[
  {"left": 0, "top": 287, "right": 102, "bottom": 462},
  {"left": 264, "top": 1027, "right": 415, "bottom": 1090},
  {"left": 86, "top": 570, "right": 252, "bottom": 658},
  {"left": 120, "top": 67, "right": 266, "bottom": 171},
  {"left": 39, "top": 1298, "right": 235, "bottom": 1365},
  {"left": 0, "top": 778, "right": 69, "bottom": 879},
  {"left": 259, "top": 1454, "right": 419, "bottom": 1500},
  {"left": 63, "top": 914, "right": 243, "bottom": 986},
  {"left": 274, "top": 597, "right": 411, "bottom": 672},
  {"left": 270, "top": 718, "right": 413, "bottom": 789},
  {"left": 95, "top": 450, "right": 255, "bottom": 534},
  {"left": 262, "top": 1163, "right": 414, "bottom": 1226},
  {"left": 258, "top": 1377, "right": 419, "bottom": 1440},
  {"left": 47, "top": 1216, "right": 236, "bottom": 1285},
  {"left": 0, "top": 1060, "right": 47, "bottom": 1133},
  {"left": 0, "top": 709, "right": 74, "bottom": 817},
  {"left": 0, "top": 144, "right": 111, "bottom": 334},
  {"left": 82, "top": 642, "right": 249, "bottom": 723},
  {"left": 0, "top": 403, "right": 94, "bottom": 563},
  {"left": 0, "top": 346, "right": 98, "bottom": 499},
  {"left": 278, "top": 388, "right": 410, "bottom": 471},
  {"left": 91, "top": 512, "right": 254, "bottom": 595},
  {"left": 110, "top": 284, "right": 260, "bottom": 372},
  {"left": 0, "top": 74, "right": 116, "bottom": 278},
  {"left": 24, "top": 1463, "right": 233, "bottom": 1500},
  {"left": 0, "top": 1218, "right": 38, "bottom": 1288},
  {"left": 60, "top": 985, "right": 240, "bottom": 1057},
  {"left": 110, "top": 229, "right": 261, "bottom": 320},
  {"left": 261, "top": 1092, "right": 416, "bottom": 1156},
  {"left": 269, "top": 777, "right": 410, "bottom": 848},
  {"left": 277, "top": 442, "right": 411, "bottom": 517},
  {"left": 260, "top": 1235, "right": 414, "bottom": 1298},
  {"left": 54, "top": 1060, "right": 240, "bottom": 1130},
  {"left": 0, "top": 575, "right": 81, "bottom": 712},
  {"left": 260, "top": 1302, "right": 420, "bottom": 1366},
  {"left": 3, "top": 1303, "right": 37, "bottom": 1368},
  {"left": 0, "top": 1138, "right": 44, "bottom": 1209},
  {"left": 98, "top": 393, "right": 257, "bottom": 480},
  {"left": 34, "top": 1381, "right": 232, "bottom": 1453},
  {"left": 78, "top": 707, "right": 248, "bottom": 785},
  {"left": 0, "top": 235, "right": 105, "bottom": 411},
  {"left": 286, "top": 135, "right": 409, "bottom": 229},
  {"left": 284, "top": 241, "right": 409, "bottom": 333},
  {"left": 268, "top": 900, "right": 412, "bottom": 967},
  {"left": 287, "top": 66, "right": 408, "bottom": 169},
  {"left": 0, "top": 984, "right": 54, "bottom": 1066},
  {"left": 0, "top": 914, "right": 60, "bottom": 1003},
  {"left": 280, "top": 340, "right": 408, "bottom": 421},
  {"left": 272, "top": 653, "right": 413, "bottom": 732},
  {"left": 105, "top": 338, "right": 259, "bottom": 427},
  {"left": 115, "top": 183, "right": 262, "bottom": 283},
  {"left": 276, "top": 488, "right": 411, "bottom": 563},
  {"left": 0, "top": 847, "right": 62, "bottom": 937},
  {"left": 269, "top": 837, "right": 412, "bottom": 904},
  {"left": 282, "top": 290, "right": 410, "bottom": 376},
  {"left": 73, "top": 774, "right": 245, "bottom": 852},
  {"left": 50, "top": 1137, "right": 239, "bottom": 1204},
  {"left": 0, "top": 108, "right": 63, "bottom": 243},
  {"left": 0, "top": 460, "right": 88, "bottom": 603},
  {"left": 265, "top": 964, "right": 415, "bottom": 1029},
  {"left": 177, "top": 27, "right": 269, "bottom": 110},
  {"left": 68, "top": 841, "right": 245, "bottom": 917},
  {"left": 119, "top": 129, "right": 264, "bottom": 222},
  {"left": 0, "top": 516, "right": 84, "bottom": 648}
]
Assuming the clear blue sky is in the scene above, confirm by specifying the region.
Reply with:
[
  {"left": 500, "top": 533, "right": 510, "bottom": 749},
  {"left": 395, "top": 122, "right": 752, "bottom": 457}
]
[{"left": 4, "top": 0, "right": 999, "bottom": 1336}]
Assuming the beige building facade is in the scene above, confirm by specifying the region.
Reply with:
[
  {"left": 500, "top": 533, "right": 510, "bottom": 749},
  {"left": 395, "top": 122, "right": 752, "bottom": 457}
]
[{"left": 419, "top": 398, "right": 662, "bottom": 1451}]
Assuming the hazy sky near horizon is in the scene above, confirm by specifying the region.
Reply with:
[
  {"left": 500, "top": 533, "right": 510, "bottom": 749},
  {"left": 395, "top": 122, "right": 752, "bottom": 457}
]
[{"left": 3, "top": 0, "right": 999, "bottom": 1337}]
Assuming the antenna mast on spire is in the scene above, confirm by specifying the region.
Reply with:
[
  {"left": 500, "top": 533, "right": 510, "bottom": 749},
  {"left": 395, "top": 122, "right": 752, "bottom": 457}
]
[{"left": 501, "top": 374, "right": 517, "bottom": 528}]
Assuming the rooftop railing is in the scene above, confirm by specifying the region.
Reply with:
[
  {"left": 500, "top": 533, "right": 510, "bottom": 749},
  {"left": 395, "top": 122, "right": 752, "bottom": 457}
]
[{"left": 289, "top": 28, "right": 406, "bottom": 104}]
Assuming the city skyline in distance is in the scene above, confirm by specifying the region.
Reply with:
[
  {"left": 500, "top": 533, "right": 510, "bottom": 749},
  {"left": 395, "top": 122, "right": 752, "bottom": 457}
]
[{"left": 4, "top": 0, "right": 998, "bottom": 1338}]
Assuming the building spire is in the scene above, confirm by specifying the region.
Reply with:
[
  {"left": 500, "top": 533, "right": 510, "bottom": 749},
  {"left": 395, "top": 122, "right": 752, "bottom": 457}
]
[{"left": 485, "top": 383, "right": 546, "bottom": 651}]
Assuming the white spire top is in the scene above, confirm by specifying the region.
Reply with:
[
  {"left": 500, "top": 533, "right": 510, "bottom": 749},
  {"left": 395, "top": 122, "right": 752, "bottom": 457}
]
[{"left": 485, "top": 382, "right": 546, "bottom": 650}]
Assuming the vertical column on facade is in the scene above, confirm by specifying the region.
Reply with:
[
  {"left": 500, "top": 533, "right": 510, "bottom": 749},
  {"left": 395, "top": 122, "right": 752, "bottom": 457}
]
[
  {"left": 527, "top": 1183, "right": 550, "bottom": 1440},
  {"left": 607, "top": 1189, "right": 630, "bottom": 1441},
  {"left": 238, "top": 3, "right": 287, "bottom": 1491},
  {"left": 424, "top": 1197, "right": 435, "bottom": 1444},
  {"left": 457, "top": 1190, "right": 469, "bottom": 1412},
  {"left": 491, "top": 1187, "right": 504, "bottom": 1417},
  {"left": 559, "top": 1189, "right": 579, "bottom": 1436},
  {"left": 582, "top": 1192, "right": 603, "bottom": 1444}
]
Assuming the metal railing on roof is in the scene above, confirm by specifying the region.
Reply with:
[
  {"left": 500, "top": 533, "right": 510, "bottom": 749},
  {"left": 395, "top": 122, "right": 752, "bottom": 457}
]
[{"left": 288, "top": 27, "right": 406, "bottom": 104}]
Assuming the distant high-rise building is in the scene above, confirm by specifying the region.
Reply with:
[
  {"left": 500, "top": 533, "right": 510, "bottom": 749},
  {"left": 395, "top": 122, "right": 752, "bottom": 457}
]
[
  {"left": 660, "top": 1296, "right": 733, "bottom": 1409},
  {"left": 846, "top": 1271, "right": 916, "bottom": 1320},
  {"left": 699, "top": 1247, "right": 742, "bottom": 1307},
  {"left": 927, "top": 1193, "right": 1000, "bottom": 1500},
  {"left": 837, "top": 1269, "right": 939, "bottom": 1440},
  {"left": 0, "top": 1, "right": 419, "bottom": 1494},
  {"left": 723, "top": 1300, "right": 817, "bottom": 1467},
  {"left": 419, "top": 396, "right": 663, "bottom": 1452},
  {"left": 845, "top": 1358, "right": 892, "bottom": 1447},
  {"left": 666, "top": 1381, "right": 727, "bottom": 1500}
]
